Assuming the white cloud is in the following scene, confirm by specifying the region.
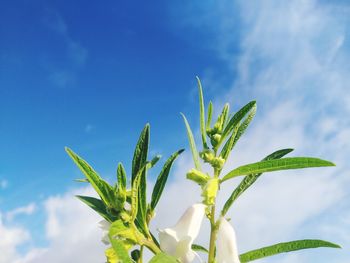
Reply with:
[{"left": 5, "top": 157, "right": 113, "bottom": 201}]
[
  {"left": 0, "top": 214, "right": 31, "bottom": 263},
  {"left": 168, "top": 0, "right": 350, "bottom": 261},
  {"left": 4, "top": 1, "right": 350, "bottom": 262},
  {"left": 5, "top": 203, "right": 36, "bottom": 221},
  {"left": 19, "top": 187, "right": 106, "bottom": 263},
  {"left": 44, "top": 10, "right": 88, "bottom": 88}
]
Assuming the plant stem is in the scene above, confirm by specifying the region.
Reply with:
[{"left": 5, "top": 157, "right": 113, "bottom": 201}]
[
  {"left": 144, "top": 239, "right": 161, "bottom": 254},
  {"left": 208, "top": 204, "right": 218, "bottom": 263}
]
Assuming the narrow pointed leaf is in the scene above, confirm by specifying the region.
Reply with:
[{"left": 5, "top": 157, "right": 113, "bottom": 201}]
[
  {"left": 76, "top": 195, "right": 116, "bottom": 222},
  {"left": 222, "top": 157, "right": 335, "bottom": 182},
  {"left": 192, "top": 244, "right": 209, "bottom": 253},
  {"left": 221, "top": 149, "right": 293, "bottom": 216},
  {"left": 137, "top": 155, "right": 161, "bottom": 227},
  {"left": 149, "top": 253, "right": 178, "bottom": 263},
  {"left": 117, "top": 163, "right": 127, "bottom": 191},
  {"left": 196, "top": 76, "right": 208, "bottom": 148},
  {"left": 219, "top": 101, "right": 256, "bottom": 147},
  {"left": 151, "top": 149, "right": 184, "bottom": 210},
  {"left": 65, "top": 147, "right": 116, "bottom": 206},
  {"left": 74, "top": 178, "right": 89, "bottom": 183},
  {"left": 206, "top": 101, "right": 213, "bottom": 131},
  {"left": 233, "top": 103, "right": 256, "bottom": 145},
  {"left": 240, "top": 239, "right": 341, "bottom": 262},
  {"left": 181, "top": 113, "right": 201, "bottom": 170},
  {"left": 131, "top": 168, "right": 143, "bottom": 221},
  {"left": 132, "top": 124, "right": 150, "bottom": 183},
  {"left": 220, "top": 125, "right": 239, "bottom": 161}
]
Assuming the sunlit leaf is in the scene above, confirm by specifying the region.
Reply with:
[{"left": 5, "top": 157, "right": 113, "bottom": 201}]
[
  {"left": 221, "top": 149, "right": 293, "bottom": 216},
  {"left": 192, "top": 244, "right": 208, "bottom": 253},
  {"left": 117, "top": 162, "right": 127, "bottom": 191},
  {"left": 222, "top": 157, "right": 335, "bottom": 182},
  {"left": 196, "top": 76, "right": 208, "bottom": 149},
  {"left": 150, "top": 149, "right": 184, "bottom": 210},
  {"left": 240, "top": 239, "right": 341, "bottom": 262},
  {"left": 206, "top": 101, "right": 213, "bottom": 132},
  {"left": 108, "top": 239, "right": 133, "bottom": 263},
  {"left": 74, "top": 178, "right": 89, "bottom": 183},
  {"left": 137, "top": 155, "right": 161, "bottom": 228},
  {"left": 65, "top": 147, "right": 116, "bottom": 206},
  {"left": 132, "top": 124, "right": 150, "bottom": 184},
  {"left": 76, "top": 195, "right": 116, "bottom": 222},
  {"left": 181, "top": 113, "right": 201, "bottom": 170},
  {"left": 219, "top": 101, "right": 256, "bottom": 148}
]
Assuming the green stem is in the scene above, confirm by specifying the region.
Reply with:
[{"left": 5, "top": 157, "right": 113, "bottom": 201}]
[
  {"left": 208, "top": 204, "right": 218, "bottom": 263},
  {"left": 143, "top": 239, "right": 161, "bottom": 254}
]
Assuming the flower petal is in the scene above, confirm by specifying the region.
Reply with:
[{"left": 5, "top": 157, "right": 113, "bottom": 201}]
[
  {"left": 159, "top": 228, "right": 179, "bottom": 255},
  {"left": 158, "top": 203, "right": 206, "bottom": 263},
  {"left": 216, "top": 217, "right": 240, "bottom": 263},
  {"left": 173, "top": 203, "right": 206, "bottom": 239}
]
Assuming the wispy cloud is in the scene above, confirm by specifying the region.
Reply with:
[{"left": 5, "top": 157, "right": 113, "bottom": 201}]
[
  {"left": 43, "top": 10, "right": 88, "bottom": 88},
  {"left": 0, "top": 179, "right": 8, "bottom": 189},
  {"left": 2, "top": 1, "right": 350, "bottom": 262},
  {"left": 5, "top": 203, "right": 36, "bottom": 222}
]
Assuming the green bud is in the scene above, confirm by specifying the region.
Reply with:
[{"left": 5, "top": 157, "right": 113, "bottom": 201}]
[
  {"left": 213, "top": 120, "right": 222, "bottom": 133},
  {"left": 200, "top": 149, "right": 215, "bottom": 163},
  {"left": 186, "top": 168, "right": 210, "bottom": 185},
  {"left": 120, "top": 211, "right": 131, "bottom": 222},
  {"left": 210, "top": 133, "right": 222, "bottom": 147},
  {"left": 201, "top": 178, "right": 219, "bottom": 205},
  {"left": 211, "top": 156, "right": 225, "bottom": 170}
]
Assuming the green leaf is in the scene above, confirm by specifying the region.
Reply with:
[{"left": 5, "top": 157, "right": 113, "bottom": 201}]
[
  {"left": 150, "top": 149, "right": 184, "bottom": 210},
  {"left": 132, "top": 124, "right": 150, "bottom": 184},
  {"left": 131, "top": 167, "right": 143, "bottom": 222},
  {"left": 76, "top": 195, "right": 116, "bottom": 222},
  {"left": 206, "top": 101, "right": 213, "bottom": 131},
  {"left": 137, "top": 155, "right": 161, "bottom": 228},
  {"left": 221, "top": 149, "right": 293, "bottom": 216},
  {"left": 149, "top": 252, "right": 178, "bottom": 263},
  {"left": 222, "top": 157, "right": 335, "bottom": 182},
  {"left": 196, "top": 76, "right": 208, "bottom": 149},
  {"left": 240, "top": 239, "right": 341, "bottom": 262},
  {"left": 220, "top": 103, "right": 256, "bottom": 160},
  {"left": 219, "top": 101, "right": 256, "bottom": 148},
  {"left": 192, "top": 244, "right": 209, "bottom": 253},
  {"left": 109, "top": 220, "right": 139, "bottom": 247},
  {"left": 117, "top": 163, "right": 127, "bottom": 191},
  {"left": 219, "top": 124, "right": 239, "bottom": 161},
  {"left": 109, "top": 239, "right": 133, "bottom": 263},
  {"left": 181, "top": 113, "right": 201, "bottom": 170},
  {"left": 65, "top": 147, "right": 116, "bottom": 207},
  {"left": 74, "top": 178, "right": 89, "bottom": 183}
]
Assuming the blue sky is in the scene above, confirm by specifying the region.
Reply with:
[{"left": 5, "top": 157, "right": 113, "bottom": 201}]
[{"left": 1, "top": 1, "right": 350, "bottom": 262}]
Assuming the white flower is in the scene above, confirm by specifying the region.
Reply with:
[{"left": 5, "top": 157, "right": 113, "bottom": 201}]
[
  {"left": 158, "top": 203, "right": 206, "bottom": 263},
  {"left": 216, "top": 217, "right": 240, "bottom": 263},
  {"left": 98, "top": 220, "right": 111, "bottom": 245}
]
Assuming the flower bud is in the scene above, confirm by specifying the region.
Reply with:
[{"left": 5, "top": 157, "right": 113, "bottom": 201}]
[
  {"left": 200, "top": 149, "right": 215, "bottom": 163},
  {"left": 211, "top": 156, "right": 225, "bottom": 170},
  {"left": 120, "top": 211, "right": 132, "bottom": 222},
  {"left": 211, "top": 133, "right": 222, "bottom": 147},
  {"left": 201, "top": 178, "right": 219, "bottom": 205},
  {"left": 186, "top": 168, "right": 210, "bottom": 186}
]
